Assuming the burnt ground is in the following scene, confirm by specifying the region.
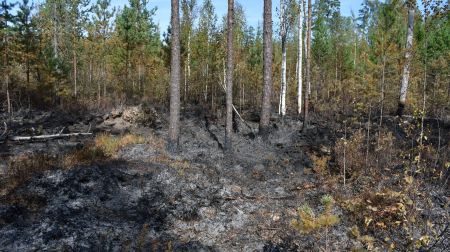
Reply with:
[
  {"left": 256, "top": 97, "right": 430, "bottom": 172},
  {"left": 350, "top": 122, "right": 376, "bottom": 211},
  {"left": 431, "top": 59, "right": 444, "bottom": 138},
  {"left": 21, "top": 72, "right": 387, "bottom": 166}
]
[{"left": 0, "top": 105, "right": 449, "bottom": 251}]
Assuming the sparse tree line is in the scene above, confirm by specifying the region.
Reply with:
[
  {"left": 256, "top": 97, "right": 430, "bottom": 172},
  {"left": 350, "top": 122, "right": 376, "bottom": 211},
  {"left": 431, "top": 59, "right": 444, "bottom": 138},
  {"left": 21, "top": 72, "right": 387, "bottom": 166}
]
[{"left": 1, "top": 1, "right": 448, "bottom": 141}]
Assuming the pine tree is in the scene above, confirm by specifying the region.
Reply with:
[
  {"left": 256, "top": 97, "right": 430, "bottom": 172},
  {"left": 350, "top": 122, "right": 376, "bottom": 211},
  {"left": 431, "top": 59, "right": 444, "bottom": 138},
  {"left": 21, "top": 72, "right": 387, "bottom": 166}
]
[
  {"left": 67, "top": 0, "right": 90, "bottom": 98},
  {"left": 116, "top": 0, "right": 159, "bottom": 98},
  {"left": 16, "top": 0, "right": 37, "bottom": 88},
  {"left": 224, "top": 0, "right": 234, "bottom": 151},
  {"left": 181, "top": 0, "right": 196, "bottom": 102},
  {"left": 92, "top": 0, "right": 115, "bottom": 101},
  {"left": 303, "top": 0, "right": 312, "bottom": 132},
  {"left": 196, "top": 0, "right": 217, "bottom": 104},
  {"left": 259, "top": 0, "right": 273, "bottom": 137},
  {"left": 168, "top": 0, "right": 181, "bottom": 152},
  {"left": 1, "top": 0, "right": 16, "bottom": 92}
]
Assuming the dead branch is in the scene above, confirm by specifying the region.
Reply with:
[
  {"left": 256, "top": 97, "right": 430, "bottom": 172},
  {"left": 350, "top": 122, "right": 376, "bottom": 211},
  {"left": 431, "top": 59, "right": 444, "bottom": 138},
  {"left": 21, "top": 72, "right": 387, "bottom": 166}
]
[
  {"left": 218, "top": 82, "right": 254, "bottom": 132},
  {"left": 9, "top": 132, "right": 93, "bottom": 141},
  {"left": 372, "top": 114, "right": 446, "bottom": 122}
]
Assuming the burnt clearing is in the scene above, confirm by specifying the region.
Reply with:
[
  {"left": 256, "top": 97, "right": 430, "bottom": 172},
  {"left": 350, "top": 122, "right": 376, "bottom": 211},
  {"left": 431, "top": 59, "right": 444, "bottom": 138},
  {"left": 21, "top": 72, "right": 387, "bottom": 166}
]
[{"left": 0, "top": 106, "right": 449, "bottom": 251}]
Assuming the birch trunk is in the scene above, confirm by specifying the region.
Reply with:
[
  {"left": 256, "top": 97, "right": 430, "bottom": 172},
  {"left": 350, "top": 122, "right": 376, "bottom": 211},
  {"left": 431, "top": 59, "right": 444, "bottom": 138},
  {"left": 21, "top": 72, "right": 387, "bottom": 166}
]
[
  {"left": 186, "top": 29, "right": 191, "bottom": 102},
  {"left": 279, "top": 0, "right": 287, "bottom": 117},
  {"left": 7, "top": 89, "right": 11, "bottom": 120},
  {"left": 205, "top": 39, "right": 210, "bottom": 102},
  {"left": 184, "top": 64, "right": 187, "bottom": 101},
  {"left": 73, "top": 49, "right": 77, "bottom": 98},
  {"left": 397, "top": 1, "right": 415, "bottom": 116},
  {"left": 297, "top": 0, "right": 303, "bottom": 115}
]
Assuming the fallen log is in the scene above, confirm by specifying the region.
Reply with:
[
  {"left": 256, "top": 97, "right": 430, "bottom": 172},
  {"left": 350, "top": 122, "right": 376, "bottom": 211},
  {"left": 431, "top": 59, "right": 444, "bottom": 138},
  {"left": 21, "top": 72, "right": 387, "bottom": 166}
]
[{"left": 9, "top": 132, "right": 93, "bottom": 141}]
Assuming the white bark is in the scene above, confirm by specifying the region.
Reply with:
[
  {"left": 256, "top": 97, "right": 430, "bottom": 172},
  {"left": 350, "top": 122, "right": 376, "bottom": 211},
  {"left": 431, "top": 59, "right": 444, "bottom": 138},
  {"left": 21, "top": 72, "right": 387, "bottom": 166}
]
[
  {"left": 399, "top": 3, "right": 415, "bottom": 109},
  {"left": 184, "top": 63, "right": 187, "bottom": 100},
  {"left": 204, "top": 36, "right": 210, "bottom": 102},
  {"left": 297, "top": 0, "right": 303, "bottom": 114},
  {"left": 280, "top": 43, "right": 287, "bottom": 116},
  {"left": 7, "top": 89, "right": 11, "bottom": 118},
  {"left": 73, "top": 50, "right": 77, "bottom": 97},
  {"left": 186, "top": 29, "right": 191, "bottom": 101},
  {"left": 279, "top": 0, "right": 287, "bottom": 116}
]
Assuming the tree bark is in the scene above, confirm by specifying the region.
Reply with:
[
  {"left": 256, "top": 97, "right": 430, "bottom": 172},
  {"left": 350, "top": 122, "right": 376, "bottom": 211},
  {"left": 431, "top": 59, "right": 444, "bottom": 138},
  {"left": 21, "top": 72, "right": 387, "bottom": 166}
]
[
  {"left": 168, "top": 0, "right": 181, "bottom": 152},
  {"left": 259, "top": 0, "right": 273, "bottom": 136},
  {"left": 224, "top": 0, "right": 234, "bottom": 151},
  {"left": 7, "top": 89, "right": 11, "bottom": 121},
  {"left": 187, "top": 29, "right": 191, "bottom": 101},
  {"left": 303, "top": 0, "right": 312, "bottom": 133},
  {"left": 52, "top": 1, "right": 58, "bottom": 59},
  {"left": 379, "top": 54, "right": 386, "bottom": 134},
  {"left": 397, "top": 1, "right": 415, "bottom": 117},
  {"left": 279, "top": 0, "right": 287, "bottom": 117},
  {"left": 297, "top": 0, "right": 303, "bottom": 115},
  {"left": 73, "top": 49, "right": 78, "bottom": 98}
]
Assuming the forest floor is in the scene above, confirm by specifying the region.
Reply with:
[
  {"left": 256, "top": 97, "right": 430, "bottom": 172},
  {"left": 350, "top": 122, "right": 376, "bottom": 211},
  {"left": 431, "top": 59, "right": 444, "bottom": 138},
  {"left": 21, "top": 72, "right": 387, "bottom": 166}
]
[{"left": 0, "top": 105, "right": 449, "bottom": 251}]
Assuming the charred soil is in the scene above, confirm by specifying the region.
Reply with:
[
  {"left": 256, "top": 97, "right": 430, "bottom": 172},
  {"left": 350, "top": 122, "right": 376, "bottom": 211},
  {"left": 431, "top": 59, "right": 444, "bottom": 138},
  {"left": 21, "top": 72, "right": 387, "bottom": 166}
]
[{"left": 0, "top": 106, "right": 448, "bottom": 251}]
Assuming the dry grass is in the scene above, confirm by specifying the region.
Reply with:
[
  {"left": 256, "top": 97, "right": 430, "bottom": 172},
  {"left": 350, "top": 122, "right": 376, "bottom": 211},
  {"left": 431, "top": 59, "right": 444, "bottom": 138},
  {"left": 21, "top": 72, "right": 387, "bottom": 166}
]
[
  {"left": 95, "top": 133, "right": 145, "bottom": 157},
  {"left": 63, "top": 133, "right": 146, "bottom": 168},
  {"left": 150, "top": 154, "right": 190, "bottom": 175},
  {"left": 146, "top": 132, "right": 165, "bottom": 150},
  {"left": 62, "top": 144, "right": 106, "bottom": 169},
  {"left": 2, "top": 133, "right": 149, "bottom": 194},
  {"left": 1, "top": 154, "right": 57, "bottom": 196}
]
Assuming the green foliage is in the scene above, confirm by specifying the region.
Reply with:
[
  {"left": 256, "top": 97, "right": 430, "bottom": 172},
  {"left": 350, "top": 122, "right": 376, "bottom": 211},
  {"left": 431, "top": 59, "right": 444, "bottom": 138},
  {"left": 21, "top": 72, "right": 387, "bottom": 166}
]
[{"left": 0, "top": 0, "right": 447, "bottom": 117}]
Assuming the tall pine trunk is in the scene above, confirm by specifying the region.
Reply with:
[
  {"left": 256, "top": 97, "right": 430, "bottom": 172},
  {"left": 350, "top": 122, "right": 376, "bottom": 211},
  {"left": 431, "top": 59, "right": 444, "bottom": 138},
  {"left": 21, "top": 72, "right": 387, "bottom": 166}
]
[
  {"left": 224, "top": 0, "right": 234, "bottom": 151},
  {"left": 168, "top": 0, "right": 181, "bottom": 152},
  {"left": 397, "top": 1, "right": 415, "bottom": 116},
  {"left": 297, "top": 0, "right": 303, "bottom": 115},
  {"left": 259, "top": 0, "right": 273, "bottom": 136},
  {"left": 303, "top": 0, "right": 312, "bottom": 132}
]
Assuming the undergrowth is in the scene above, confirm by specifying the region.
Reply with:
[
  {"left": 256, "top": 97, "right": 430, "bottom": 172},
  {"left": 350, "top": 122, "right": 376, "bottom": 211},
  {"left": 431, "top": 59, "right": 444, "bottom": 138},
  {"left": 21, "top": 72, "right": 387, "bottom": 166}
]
[
  {"left": 328, "top": 119, "right": 448, "bottom": 251},
  {"left": 293, "top": 117, "right": 448, "bottom": 251},
  {"left": 1, "top": 133, "right": 148, "bottom": 195}
]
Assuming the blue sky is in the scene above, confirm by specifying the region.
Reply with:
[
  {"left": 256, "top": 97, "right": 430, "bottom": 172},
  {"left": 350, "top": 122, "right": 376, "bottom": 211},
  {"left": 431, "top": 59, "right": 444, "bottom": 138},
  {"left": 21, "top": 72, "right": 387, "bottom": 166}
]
[{"left": 111, "top": 0, "right": 365, "bottom": 32}]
